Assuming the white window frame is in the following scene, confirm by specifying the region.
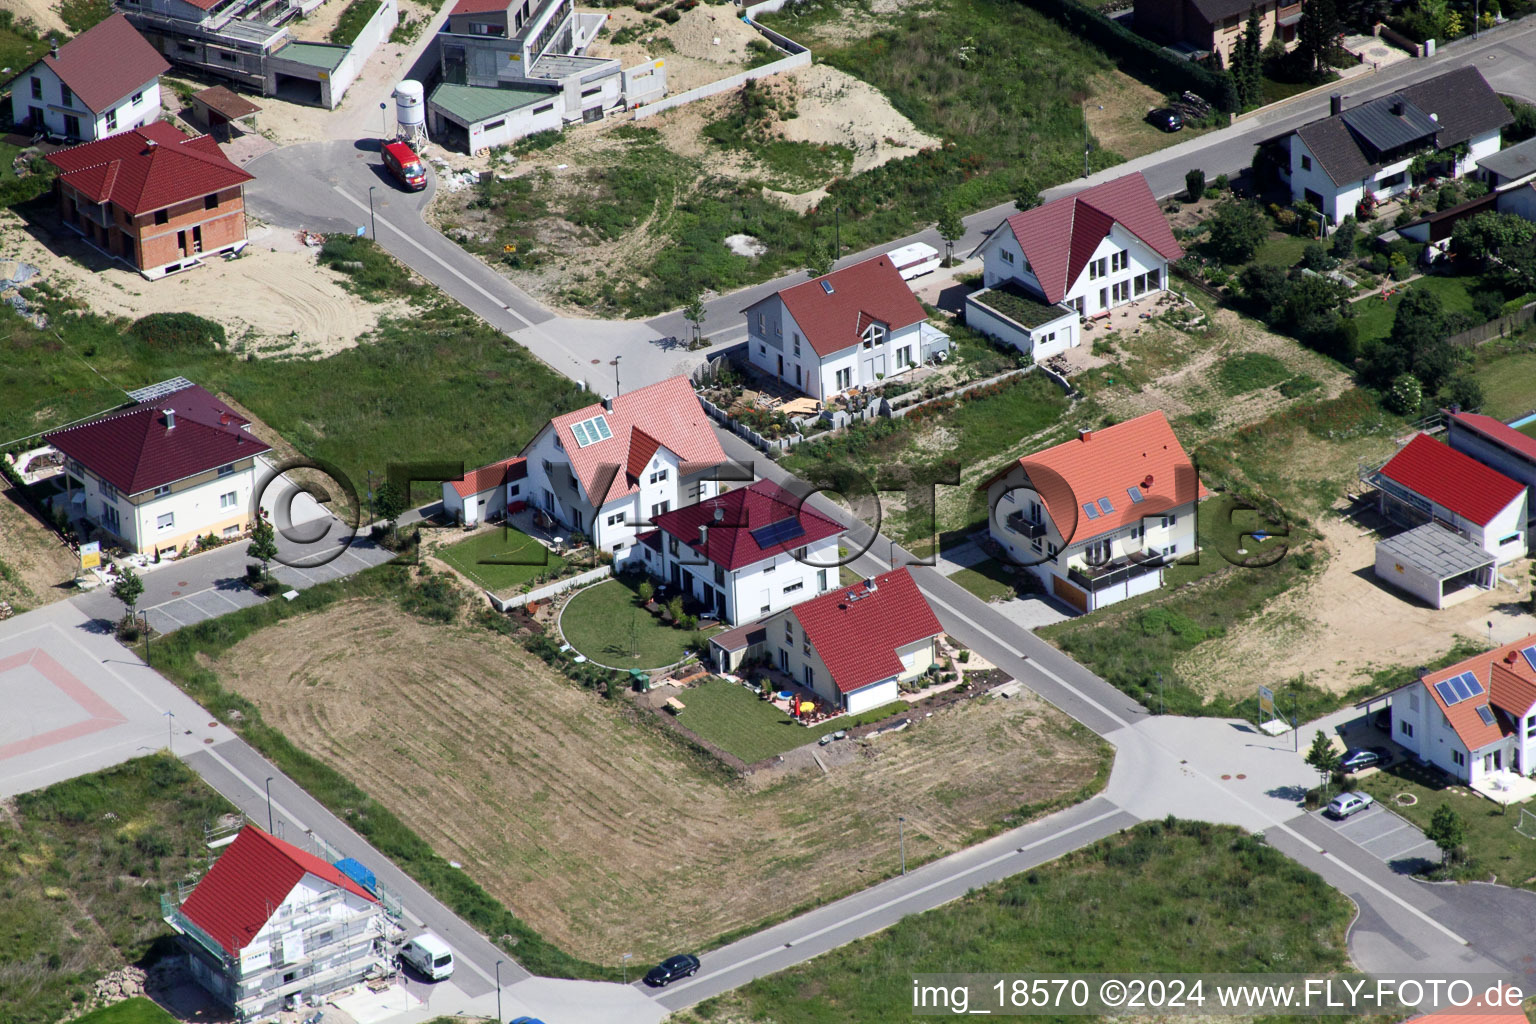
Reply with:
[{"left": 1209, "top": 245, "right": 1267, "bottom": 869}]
[{"left": 157, "top": 512, "right": 175, "bottom": 530}]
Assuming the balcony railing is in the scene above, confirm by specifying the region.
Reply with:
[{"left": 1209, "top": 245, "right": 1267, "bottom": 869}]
[
  {"left": 1005, "top": 511, "right": 1046, "bottom": 539},
  {"left": 1067, "top": 549, "right": 1166, "bottom": 592}
]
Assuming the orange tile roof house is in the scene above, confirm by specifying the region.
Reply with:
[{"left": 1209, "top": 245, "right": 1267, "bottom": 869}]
[
  {"left": 7, "top": 15, "right": 169, "bottom": 143},
  {"left": 1388, "top": 634, "right": 1536, "bottom": 790},
  {"left": 162, "top": 826, "right": 394, "bottom": 1019},
  {"left": 741, "top": 254, "right": 950, "bottom": 401},
  {"left": 45, "top": 122, "right": 253, "bottom": 279},
  {"left": 982, "top": 410, "right": 1205, "bottom": 614},
  {"left": 518, "top": 375, "right": 729, "bottom": 563},
  {"left": 967, "top": 172, "right": 1183, "bottom": 362},
  {"left": 440, "top": 456, "right": 529, "bottom": 526},
  {"left": 709, "top": 568, "right": 944, "bottom": 716}
]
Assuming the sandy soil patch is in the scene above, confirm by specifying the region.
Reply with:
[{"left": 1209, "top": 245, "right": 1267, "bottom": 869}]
[
  {"left": 286, "top": 0, "right": 355, "bottom": 43},
  {"left": 1, "top": 0, "right": 65, "bottom": 36},
  {"left": 214, "top": 597, "right": 1104, "bottom": 960},
  {"left": 0, "top": 488, "right": 77, "bottom": 608},
  {"left": 1178, "top": 513, "right": 1536, "bottom": 698},
  {"left": 0, "top": 210, "right": 406, "bottom": 357},
  {"left": 589, "top": 4, "right": 761, "bottom": 95}
]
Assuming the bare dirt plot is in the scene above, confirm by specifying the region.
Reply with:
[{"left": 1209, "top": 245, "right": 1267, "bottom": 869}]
[
  {"left": 3, "top": 0, "right": 66, "bottom": 34},
  {"left": 0, "top": 489, "right": 77, "bottom": 608},
  {"left": 0, "top": 210, "right": 408, "bottom": 358},
  {"left": 1084, "top": 71, "right": 1219, "bottom": 163},
  {"left": 1178, "top": 514, "right": 1536, "bottom": 699},
  {"left": 214, "top": 598, "right": 1106, "bottom": 961},
  {"left": 590, "top": 5, "right": 763, "bottom": 95}
]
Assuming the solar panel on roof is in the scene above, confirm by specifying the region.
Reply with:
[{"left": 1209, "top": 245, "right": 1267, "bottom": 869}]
[
  {"left": 1434, "top": 680, "right": 1460, "bottom": 705},
  {"left": 1523, "top": 645, "right": 1536, "bottom": 673},
  {"left": 1461, "top": 671, "right": 1485, "bottom": 697},
  {"left": 1447, "top": 674, "right": 1469, "bottom": 702},
  {"left": 1083, "top": 503, "right": 1100, "bottom": 520},
  {"left": 1097, "top": 497, "right": 1114, "bottom": 515},
  {"left": 821, "top": 281, "right": 834, "bottom": 294},
  {"left": 750, "top": 517, "right": 806, "bottom": 549},
  {"left": 126, "top": 377, "right": 197, "bottom": 404},
  {"left": 1127, "top": 487, "right": 1144, "bottom": 504},
  {"left": 591, "top": 415, "right": 612, "bottom": 440},
  {"left": 572, "top": 421, "right": 591, "bottom": 446},
  {"left": 1477, "top": 705, "right": 1497, "bottom": 727}
]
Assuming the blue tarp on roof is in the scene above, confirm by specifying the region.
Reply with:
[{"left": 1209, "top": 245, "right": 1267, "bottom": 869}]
[{"left": 334, "top": 857, "right": 377, "bottom": 893}]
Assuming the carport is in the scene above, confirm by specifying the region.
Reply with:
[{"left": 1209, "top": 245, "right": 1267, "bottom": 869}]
[{"left": 1374, "top": 523, "right": 1495, "bottom": 609}]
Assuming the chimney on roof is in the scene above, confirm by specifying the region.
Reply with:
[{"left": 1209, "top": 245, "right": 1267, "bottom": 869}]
[
  {"left": 1329, "top": 93, "right": 1342, "bottom": 116},
  {"left": 699, "top": 524, "right": 708, "bottom": 549},
  {"left": 1078, "top": 428, "right": 1093, "bottom": 443},
  {"left": 602, "top": 394, "right": 614, "bottom": 413},
  {"left": 49, "top": 36, "right": 58, "bottom": 58},
  {"left": 1390, "top": 99, "right": 1405, "bottom": 117},
  {"left": 162, "top": 409, "right": 176, "bottom": 429},
  {"left": 220, "top": 412, "right": 233, "bottom": 426},
  {"left": 864, "top": 576, "right": 877, "bottom": 592},
  {"left": 144, "top": 139, "right": 158, "bottom": 154}
]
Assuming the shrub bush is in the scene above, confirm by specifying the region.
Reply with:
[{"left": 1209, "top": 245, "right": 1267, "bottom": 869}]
[{"left": 128, "top": 312, "right": 226, "bottom": 351}]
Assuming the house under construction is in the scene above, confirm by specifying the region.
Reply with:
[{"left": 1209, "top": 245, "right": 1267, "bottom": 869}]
[{"left": 162, "top": 823, "right": 403, "bottom": 1018}]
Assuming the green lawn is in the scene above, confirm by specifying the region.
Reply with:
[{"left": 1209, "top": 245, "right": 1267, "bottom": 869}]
[
  {"left": 1216, "top": 351, "right": 1291, "bottom": 395},
  {"left": 1251, "top": 233, "right": 1312, "bottom": 268},
  {"left": 1, "top": 757, "right": 236, "bottom": 1024},
  {"left": 1358, "top": 764, "right": 1536, "bottom": 886},
  {"left": 328, "top": 0, "right": 382, "bottom": 43},
  {"left": 437, "top": 527, "right": 564, "bottom": 593},
  {"left": 676, "top": 677, "right": 904, "bottom": 763},
  {"left": 949, "top": 557, "right": 1021, "bottom": 603},
  {"left": 676, "top": 818, "right": 1352, "bottom": 1024},
  {"left": 1351, "top": 275, "right": 1480, "bottom": 346},
  {"left": 1473, "top": 350, "right": 1536, "bottom": 421},
  {"left": 67, "top": 999, "right": 178, "bottom": 1024},
  {"left": 561, "top": 577, "right": 710, "bottom": 668}
]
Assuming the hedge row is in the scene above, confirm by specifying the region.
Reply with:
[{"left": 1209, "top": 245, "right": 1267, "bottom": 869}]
[{"left": 1023, "top": 0, "right": 1241, "bottom": 113}]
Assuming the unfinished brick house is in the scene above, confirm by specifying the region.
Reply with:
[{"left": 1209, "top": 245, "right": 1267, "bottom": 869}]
[{"left": 44, "top": 121, "right": 253, "bottom": 279}]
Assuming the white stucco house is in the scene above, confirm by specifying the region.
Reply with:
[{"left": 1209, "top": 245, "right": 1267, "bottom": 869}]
[
  {"left": 741, "top": 253, "right": 950, "bottom": 401},
  {"left": 710, "top": 567, "right": 944, "bottom": 716},
  {"left": 1278, "top": 68, "right": 1512, "bottom": 227},
  {"left": 8, "top": 15, "right": 168, "bottom": 142},
  {"left": 982, "top": 410, "right": 1205, "bottom": 614},
  {"left": 164, "top": 826, "right": 392, "bottom": 1020},
  {"left": 1370, "top": 433, "right": 1528, "bottom": 567},
  {"left": 518, "top": 375, "right": 728, "bottom": 563},
  {"left": 441, "top": 456, "right": 528, "bottom": 526},
  {"left": 967, "top": 172, "right": 1183, "bottom": 360},
  {"left": 1388, "top": 635, "right": 1536, "bottom": 788},
  {"left": 638, "top": 479, "right": 844, "bottom": 625},
  {"left": 1447, "top": 411, "right": 1536, "bottom": 536},
  {"left": 44, "top": 379, "right": 270, "bottom": 557}
]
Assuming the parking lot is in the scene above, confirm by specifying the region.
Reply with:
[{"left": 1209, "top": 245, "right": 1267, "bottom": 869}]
[{"left": 1320, "top": 799, "right": 1441, "bottom": 873}]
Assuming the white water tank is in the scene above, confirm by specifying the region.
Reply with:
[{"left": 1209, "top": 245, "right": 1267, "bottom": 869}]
[{"left": 395, "top": 80, "right": 425, "bottom": 130}]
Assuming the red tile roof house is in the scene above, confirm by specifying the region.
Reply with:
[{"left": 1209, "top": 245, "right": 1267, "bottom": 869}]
[
  {"left": 440, "top": 456, "right": 530, "bottom": 526},
  {"left": 45, "top": 121, "right": 253, "bottom": 279},
  {"left": 709, "top": 568, "right": 943, "bottom": 716},
  {"left": 966, "top": 172, "right": 1183, "bottom": 362},
  {"left": 44, "top": 380, "right": 270, "bottom": 556},
  {"left": 6, "top": 14, "right": 169, "bottom": 143},
  {"left": 1446, "top": 410, "right": 1536, "bottom": 535},
  {"left": 981, "top": 410, "right": 1205, "bottom": 614},
  {"left": 1386, "top": 634, "right": 1536, "bottom": 793},
  {"left": 1371, "top": 433, "right": 1528, "bottom": 562},
  {"left": 162, "top": 826, "right": 393, "bottom": 1019},
  {"left": 517, "top": 375, "right": 728, "bottom": 565},
  {"left": 740, "top": 254, "right": 950, "bottom": 401},
  {"left": 638, "top": 479, "right": 845, "bottom": 625}
]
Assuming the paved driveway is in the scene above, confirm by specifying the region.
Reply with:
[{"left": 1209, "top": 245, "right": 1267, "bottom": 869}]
[{"left": 1318, "top": 801, "right": 1441, "bottom": 873}]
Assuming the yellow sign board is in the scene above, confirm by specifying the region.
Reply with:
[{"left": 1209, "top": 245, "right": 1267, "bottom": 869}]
[{"left": 80, "top": 541, "right": 101, "bottom": 571}]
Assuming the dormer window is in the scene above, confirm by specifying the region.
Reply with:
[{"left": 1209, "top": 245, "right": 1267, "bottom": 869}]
[{"left": 863, "top": 323, "right": 885, "bottom": 348}]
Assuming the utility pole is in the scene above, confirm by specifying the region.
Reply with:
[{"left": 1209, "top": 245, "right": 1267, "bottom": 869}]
[
  {"left": 898, "top": 815, "right": 907, "bottom": 875},
  {"left": 141, "top": 611, "right": 150, "bottom": 666},
  {"left": 368, "top": 186, "right": 378, "bottom": 240},
  {"left": 834, "top": 205, "right": 841, "bottom": 258},
  {"left": 1156, "top": 671, "right": 1164, "bottom": 716},
  {"left": 367, "top": 469, "right": 375, "bottom": 525},
  {"left": 265, "top": 776, "right": 275, "bottom": 832},
  {"left": 612, "top": 355, "right": 621, "bottom": 398}
]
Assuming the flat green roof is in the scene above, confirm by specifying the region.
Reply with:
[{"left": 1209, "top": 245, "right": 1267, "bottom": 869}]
[
  {"left": 972, "top": 281, "right": 1076, "bottom": 330},
  {"left": 429, "top": 83, "right": 555, "bottom": 126},
  {"left": 272, "top": 42, "right": 347, "bottom": 71}
]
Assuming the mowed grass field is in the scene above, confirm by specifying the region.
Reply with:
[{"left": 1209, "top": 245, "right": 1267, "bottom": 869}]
[
  {"left": 206, "top": 597, "right": 1109, "bottom": 962},
  {"left": 66, "top": 999, "right": 178, "bottom": 1024},
  {"left": 676, "top": 678, "right": 904, "bottom": 762},
  {"left": 674, "top": 819, "right": 1353, "bottom": 1024},
  {"left": 436, "top": 527, "right": 564, "bottom": 592}
]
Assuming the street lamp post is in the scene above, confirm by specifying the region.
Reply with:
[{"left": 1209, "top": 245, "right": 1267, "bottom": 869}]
[
  {"left": 265, "top": 776, "right": 275, "bottom": 832},
  {"left": 622, "top": 952, "right": 633, "bottom": 985},
  {"left": 495, "top": 959, "right": 503, "bottom": 1023},
  {"left": 368, "top": 186, "right": 378, "bottom": 240},
  {"left": 380, "top": 100, "right": 389, "bottom": 140},
  {"left": 612, "top": 355, "right": 622, "bottom": 398},
  {"left": 898, "top": 815, "right": 907, "bottom": 875},
  {"left": 163, "top": 710, "right": 175, "bottom": 753},
  {"left": 141, "top": 611, "right": 150, "bottom": 666}
]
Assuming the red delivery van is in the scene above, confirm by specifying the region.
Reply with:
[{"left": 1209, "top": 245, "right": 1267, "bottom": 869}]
[{"left": 383, "top": 141, "right": 428, "bottom": 191}]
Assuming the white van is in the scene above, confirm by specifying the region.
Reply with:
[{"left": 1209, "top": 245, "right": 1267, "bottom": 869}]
[{"left": 400, "top": 933, "right": 455, "bottom": 980}]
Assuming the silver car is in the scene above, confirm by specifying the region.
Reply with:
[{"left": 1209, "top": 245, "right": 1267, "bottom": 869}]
[{"left": 1324, "top": 792, "right": 1374, "bottom": 819}]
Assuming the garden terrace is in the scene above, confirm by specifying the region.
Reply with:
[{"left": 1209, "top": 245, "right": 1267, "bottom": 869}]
[{"left": 969, "top": 280, "right": 1076, "bottom": 330}]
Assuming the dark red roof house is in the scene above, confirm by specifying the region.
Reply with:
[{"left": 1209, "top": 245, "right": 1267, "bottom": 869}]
[
  {"left": 166, "top": 826, "right": 390, "bottom": 1017},
  {"left": 8, "top": 14, "right": 169, "bottom": 142},
  {"left": 1447, "top": 411, "right": 1536, "bottom": 529},
  {"left": 46, "top": 122, "right": 253, "bottom": 279}
]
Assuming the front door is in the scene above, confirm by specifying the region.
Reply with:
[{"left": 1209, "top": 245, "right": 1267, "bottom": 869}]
[
  {"left": 778, "top": 649, "right": 789, "bottom": 672},
  {"left": 671, "top": 562, "right": 682, "bottom": 588},
  {"left": 777, "top": 354, "right": 784, "bottom": 378}
]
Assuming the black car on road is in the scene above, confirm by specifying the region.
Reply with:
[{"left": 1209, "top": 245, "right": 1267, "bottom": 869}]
[
  {"left": 645, "top": 954, "right": 701, "bottom": 987},
  {"left": 1340, "top": 747, "right": 1394, "bottom": 773},
  {"left": 1146, "top": 107, "right": 1184, "bottom": 132}
]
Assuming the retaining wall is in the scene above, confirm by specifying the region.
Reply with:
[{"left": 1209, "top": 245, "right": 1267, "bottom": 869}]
[{"left": 486, "top": 563, "right": 612, "bottom": 612}]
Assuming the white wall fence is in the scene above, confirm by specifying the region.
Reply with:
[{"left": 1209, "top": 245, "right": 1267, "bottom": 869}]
[
  {"left": 486, "top": 563, "right": 612, "bottom": 612},
  {"left": 633, "top": 8, "right": 810, "bottom": 119}
]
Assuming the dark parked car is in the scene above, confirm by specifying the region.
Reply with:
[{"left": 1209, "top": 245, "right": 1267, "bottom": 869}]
[
  {"left": 1146, "top": 107, "right": 1184, "bottom": 132},
  {"left": 644, "top": 953, "right": 701, "bottom": 987},
  {"left": 1340, "top": 747, "right": 1394, "bottom": 773}
]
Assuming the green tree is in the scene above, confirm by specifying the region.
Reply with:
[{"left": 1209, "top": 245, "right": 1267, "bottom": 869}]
[
  {"left": 1451, "top": 211, "right": 1536, "bottom": 280},
  {"left": 1390, "top": 287, "right": 1458, "bottom": 393},
  {"left": 1207, "top": 200, "right": 1268, "bottom": 263},
  {"left": 1298, "top": 0, "right": 1340, "bottom": 75},
  {"left": 937, "top": 203, "right": 965, "bottom": 266},
  {"left": 112, "top": 565, "right": 144, "bottom": 619},
  {"left": 1425, "top": 804, "right": 1468, "bottom": 864},
  {"left": 1185, "top": 168, "right": 1206, "bottom": 203},
  {"left": 1503, "top": 96, "right": 1536, "bottom": 144},
  {"left": 373, "top": 480, "right": 407, "bottom": 527},
  {"left": 1305, "top": 730, "right": 1341, "bottom": 796},
  {"left": 806, "top": 238, "right": 834, "bottom": 279},
  {"left": 1231, "top": 6, "right": 1264, "bottom": 107},
  {"left": 248, "top": 509, "right": 279, "bottom": 581},
  {"left": 682, "top": 292, "right": 706, "bottom": 348},
  {"left": 1384, "top": 372, "right": 1424, "bottom": 415},
  {"left": 1443, "top": 373, "right": 1485, "bottom": 412},
  {"left": 1330, "top": 214, "right": 1359, "bottom": 258},
  {"left": 1013, "top": 179, "right": 1040, "bottom": 212}
]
